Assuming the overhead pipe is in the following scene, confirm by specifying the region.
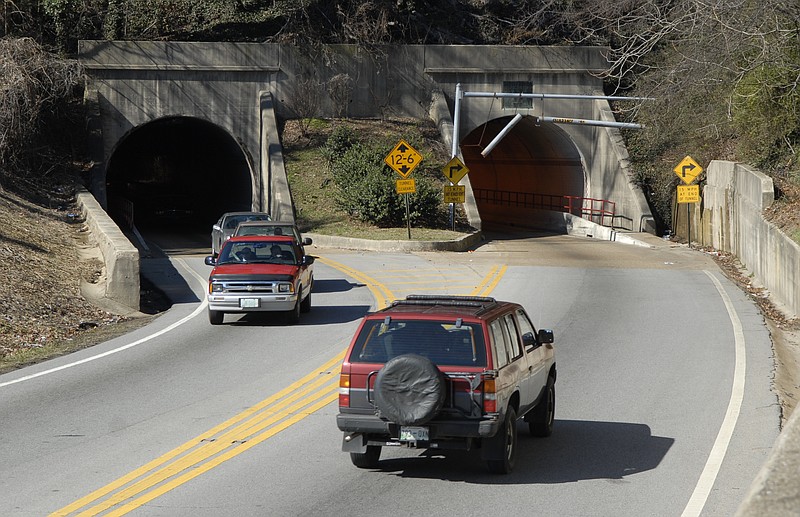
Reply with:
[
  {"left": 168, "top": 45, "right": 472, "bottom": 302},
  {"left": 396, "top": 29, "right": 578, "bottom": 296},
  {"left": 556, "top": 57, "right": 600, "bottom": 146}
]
[{"left": 480, "top": 113, "right": 523, "bottom": 158}]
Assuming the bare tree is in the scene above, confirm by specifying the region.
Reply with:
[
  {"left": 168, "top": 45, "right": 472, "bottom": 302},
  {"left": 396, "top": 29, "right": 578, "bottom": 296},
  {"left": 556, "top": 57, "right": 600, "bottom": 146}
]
[
  {"left": 0, "top": 37, "right": 82, "bottom": 171},
  {"left": 287, "top": 75, "right": 323, "bottom": 137},
  {"left": 327, "top": 73, "right": 353, "bottom": 119}
]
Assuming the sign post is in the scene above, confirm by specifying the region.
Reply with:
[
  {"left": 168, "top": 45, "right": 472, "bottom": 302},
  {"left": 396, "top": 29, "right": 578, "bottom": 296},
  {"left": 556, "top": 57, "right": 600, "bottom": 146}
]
[
  {"left": 385, "top": 140, "right": 423, "bottom": 239},
  {"left": 673, "top": 156, "right": 703, "bottom": 248}
]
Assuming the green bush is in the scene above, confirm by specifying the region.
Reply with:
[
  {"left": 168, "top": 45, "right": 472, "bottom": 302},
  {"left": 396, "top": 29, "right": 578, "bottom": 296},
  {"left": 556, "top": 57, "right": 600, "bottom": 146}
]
[{"left": 322, "top": 125, "right": 358, "bottom": 166}]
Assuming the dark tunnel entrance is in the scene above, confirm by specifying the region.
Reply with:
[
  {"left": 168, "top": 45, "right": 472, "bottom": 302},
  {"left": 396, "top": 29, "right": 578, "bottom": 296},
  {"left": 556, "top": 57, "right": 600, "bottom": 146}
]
[
  {"left": 105, "top": 117, "right": 252, "bottom": 231},
  {"left": 461, "top": 115, "right": 585, "bottom": 231}
]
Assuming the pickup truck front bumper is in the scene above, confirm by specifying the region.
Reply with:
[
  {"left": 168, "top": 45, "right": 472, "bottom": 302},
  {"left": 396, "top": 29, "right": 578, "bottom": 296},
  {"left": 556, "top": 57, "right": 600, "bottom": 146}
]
[{"left": 207, "top": 293, "right": 297, "bottom": 312}]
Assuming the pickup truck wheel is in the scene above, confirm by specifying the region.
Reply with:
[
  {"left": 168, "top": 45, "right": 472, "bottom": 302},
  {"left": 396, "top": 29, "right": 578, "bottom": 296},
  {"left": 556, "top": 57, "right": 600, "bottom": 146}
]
[
  {"left": 300, "top": 290, "right": 311, "bottom": 313},
  {"left": 373, "top": 354, "right": 445, "bottom": 426},
  {"left": 350, "top": 446, "right": 381, "bottom": 469},
  {"left": 487, "top": 406, "right": 517, "bottom": 474},
  {"left": 529, "top": 378, "right": 555, "bottom": 438},
  {"left": 208, "top": 310, "right": 223, "bottom": 325},
  {"left": 286, "top": 295, "right": 301, "bottom": 324}
]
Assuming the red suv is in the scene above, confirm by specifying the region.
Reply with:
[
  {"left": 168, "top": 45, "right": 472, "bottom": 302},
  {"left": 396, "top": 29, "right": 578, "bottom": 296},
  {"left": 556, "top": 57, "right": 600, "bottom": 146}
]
[{"left": 336, "top": 295, "right": 556, "bottom": 474}]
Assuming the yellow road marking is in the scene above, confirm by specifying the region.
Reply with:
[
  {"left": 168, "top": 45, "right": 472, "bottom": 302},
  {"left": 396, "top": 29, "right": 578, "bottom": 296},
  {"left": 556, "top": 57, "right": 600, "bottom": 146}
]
[
  {"left": 315, "top": 256, "right": 394, "bottom": 309},
  {"left": 53, "top": 257, "right": 508, "bottom": 516}
]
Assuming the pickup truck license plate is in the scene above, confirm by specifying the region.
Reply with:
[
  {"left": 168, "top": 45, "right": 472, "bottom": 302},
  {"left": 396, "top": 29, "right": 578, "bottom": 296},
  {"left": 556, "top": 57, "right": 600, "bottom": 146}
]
[
  {"left": 240, "top": 298, "right": 260, "bottom": 308},
  {"left": 399, "top": 426, "right": 429, "bottom": 442}
]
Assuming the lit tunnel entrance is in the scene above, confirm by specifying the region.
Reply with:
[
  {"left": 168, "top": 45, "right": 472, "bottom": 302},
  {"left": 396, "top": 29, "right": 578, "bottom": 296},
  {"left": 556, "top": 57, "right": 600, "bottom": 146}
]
[
  {"left": 461, "top": 115, "right": 584, "bottom": 231},
  {"left": 105, "top": 116, "right": 252, "bottom": 231}
]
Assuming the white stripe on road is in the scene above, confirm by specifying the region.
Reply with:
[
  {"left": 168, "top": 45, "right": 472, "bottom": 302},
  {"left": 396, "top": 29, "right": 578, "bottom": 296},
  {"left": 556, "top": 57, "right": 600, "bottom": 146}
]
[
  {"left": 681, "top": 270, "right": 748, "bottom": 516},
  {"left": 0, "top": 258, "right": 207, "bottom": 389}
]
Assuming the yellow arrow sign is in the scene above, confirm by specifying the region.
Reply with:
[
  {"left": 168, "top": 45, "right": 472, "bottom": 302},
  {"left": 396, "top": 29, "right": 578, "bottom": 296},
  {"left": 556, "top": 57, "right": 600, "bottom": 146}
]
[
  {"left": 674, "top": 156, "right": 703, "bottom": 184},
  {"left": 442, "top": 156, "right": 469, "bottom": 184}
]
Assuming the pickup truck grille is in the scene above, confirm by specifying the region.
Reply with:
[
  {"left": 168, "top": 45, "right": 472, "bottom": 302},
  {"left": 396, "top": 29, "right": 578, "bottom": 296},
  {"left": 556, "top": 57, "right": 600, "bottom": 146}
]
[{"left": 219, "top": 281, "right": 278, "bottom": 294}]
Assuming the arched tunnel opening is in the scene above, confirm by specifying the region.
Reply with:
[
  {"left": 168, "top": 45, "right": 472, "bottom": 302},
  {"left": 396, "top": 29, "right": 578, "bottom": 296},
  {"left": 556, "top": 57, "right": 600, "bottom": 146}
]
[
  {"left": 461, "top": 115, "right": 584, "bottom": 231},
  {"left": 105, "top": 116, "right": 252, "bottom": 232}
]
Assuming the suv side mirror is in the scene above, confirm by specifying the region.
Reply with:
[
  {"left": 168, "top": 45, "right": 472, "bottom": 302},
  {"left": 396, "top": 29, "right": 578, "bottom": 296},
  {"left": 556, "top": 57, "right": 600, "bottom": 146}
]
[
  {"left": 204, "top": 256, "right": 217, "bottom": 266},
  {"left": 521, "top": 332, "right": 537, "bottom": 348},
  {"left": 303, "top": 237, "right": 313, "bottom": 246},
  {"left": 302, "top": 255, "right": 315, "bottom": 266},
  {"left": 212, "top": 224, "right": 221, "bottom": 232},
  {"left": 538, "top": 329, "right": 554, "bottom": 344}
]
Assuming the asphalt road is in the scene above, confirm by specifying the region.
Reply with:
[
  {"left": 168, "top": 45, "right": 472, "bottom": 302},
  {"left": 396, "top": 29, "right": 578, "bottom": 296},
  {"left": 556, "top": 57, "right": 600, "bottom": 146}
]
[{"left": 0, "top": 232, "right": 779, "bottom": 516}]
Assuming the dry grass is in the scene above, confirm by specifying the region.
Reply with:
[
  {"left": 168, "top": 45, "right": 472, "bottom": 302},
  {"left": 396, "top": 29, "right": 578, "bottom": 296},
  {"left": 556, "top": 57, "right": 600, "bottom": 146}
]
[{"left": 0, "top": 189, "right": 131, "bottom": 371}]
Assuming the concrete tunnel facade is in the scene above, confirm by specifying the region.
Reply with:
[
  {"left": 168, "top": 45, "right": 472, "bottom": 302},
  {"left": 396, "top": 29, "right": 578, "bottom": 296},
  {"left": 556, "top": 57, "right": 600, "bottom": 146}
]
[{"left": 80, "top": 42, "right": 654, "bottom": 234}]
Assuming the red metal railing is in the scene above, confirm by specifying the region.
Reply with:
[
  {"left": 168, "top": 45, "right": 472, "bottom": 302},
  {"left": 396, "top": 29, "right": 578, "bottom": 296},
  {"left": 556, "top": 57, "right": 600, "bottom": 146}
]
[
  {"left": 473, "top": 189, "right": 617, "bottom": 228},
  {"left": 563, "top": 195, "right": 616, "bottom": 227}
]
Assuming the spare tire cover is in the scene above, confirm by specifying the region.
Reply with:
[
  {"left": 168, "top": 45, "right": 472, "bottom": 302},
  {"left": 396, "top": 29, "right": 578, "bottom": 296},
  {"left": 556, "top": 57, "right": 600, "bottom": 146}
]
[{"left": 373, "top": 354, "right": 446, "bottom": 425}]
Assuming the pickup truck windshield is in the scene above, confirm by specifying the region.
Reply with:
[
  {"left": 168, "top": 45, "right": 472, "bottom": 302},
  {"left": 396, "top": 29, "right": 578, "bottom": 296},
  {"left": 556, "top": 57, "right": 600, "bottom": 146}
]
[
  {"left": 217, "top": 241, "right": 298, "bottom": 265},
  {"left": 350, "top": 319, "right": 487, "bottom": 367}
]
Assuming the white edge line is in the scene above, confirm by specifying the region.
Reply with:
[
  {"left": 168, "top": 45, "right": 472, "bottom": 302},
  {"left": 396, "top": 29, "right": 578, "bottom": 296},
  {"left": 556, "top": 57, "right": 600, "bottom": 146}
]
[
  {"left": 681, "top": 270, "right": 747, "bottom": 516},
  {"left": 0, "top": 258, "right": 208, "bottom": 389}
]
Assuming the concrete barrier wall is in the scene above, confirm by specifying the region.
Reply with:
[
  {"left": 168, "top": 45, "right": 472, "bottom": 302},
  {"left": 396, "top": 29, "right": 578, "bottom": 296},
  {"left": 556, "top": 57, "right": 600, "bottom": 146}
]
[
  {"left": 76, "top": 190, "right": 140, "bottom": 311},
  {"left": 702, "top": 161, "right": 799, "bottom": 318}
]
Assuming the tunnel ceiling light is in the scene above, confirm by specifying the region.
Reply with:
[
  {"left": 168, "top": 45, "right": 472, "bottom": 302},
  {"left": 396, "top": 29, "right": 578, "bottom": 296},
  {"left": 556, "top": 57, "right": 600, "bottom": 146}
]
[{"left": 481, "top": 113, "right": 523, "bottom": 158}]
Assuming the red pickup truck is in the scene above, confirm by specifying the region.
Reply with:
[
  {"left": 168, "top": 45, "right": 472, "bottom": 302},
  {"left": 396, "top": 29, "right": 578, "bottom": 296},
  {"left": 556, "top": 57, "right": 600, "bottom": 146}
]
[{"left": 204, "top": 235, "right": 314, "bottom": 325}]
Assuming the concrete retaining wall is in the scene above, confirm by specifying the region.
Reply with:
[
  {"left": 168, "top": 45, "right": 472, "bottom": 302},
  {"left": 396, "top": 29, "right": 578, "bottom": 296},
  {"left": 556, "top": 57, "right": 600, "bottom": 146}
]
[
  {"left": 76, "top": 190, "right": 140, "bottom": 311},
  {"left": 702, "top": 161, "right": 799, "bottom": 318}
]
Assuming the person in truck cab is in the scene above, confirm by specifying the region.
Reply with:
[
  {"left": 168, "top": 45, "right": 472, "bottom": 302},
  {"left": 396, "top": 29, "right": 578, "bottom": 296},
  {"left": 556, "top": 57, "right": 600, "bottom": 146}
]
[
  {"left": 270, "top": 244, "right": 284, "bottom": 260},
  {"left": 238, "top": 247, "right": 256, "bottom": 262}
]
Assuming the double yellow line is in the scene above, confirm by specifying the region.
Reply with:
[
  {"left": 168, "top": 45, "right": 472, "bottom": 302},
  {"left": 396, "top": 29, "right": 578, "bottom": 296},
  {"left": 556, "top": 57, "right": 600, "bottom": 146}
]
[
  {"left": 53, "top": 258, "right": 507, "bottom": 516},
  {"left": 52, "top": 352, "right": 344, "bottom": 516}
]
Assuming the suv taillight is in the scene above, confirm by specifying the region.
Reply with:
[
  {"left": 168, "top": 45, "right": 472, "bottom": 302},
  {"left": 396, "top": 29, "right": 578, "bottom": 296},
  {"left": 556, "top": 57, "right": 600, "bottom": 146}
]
[
  {"left": 483, "top": 378, "right": 497, "bottom": 413},
  {"left": 338, "top": 373, "right": 350, "bottom": 407}
]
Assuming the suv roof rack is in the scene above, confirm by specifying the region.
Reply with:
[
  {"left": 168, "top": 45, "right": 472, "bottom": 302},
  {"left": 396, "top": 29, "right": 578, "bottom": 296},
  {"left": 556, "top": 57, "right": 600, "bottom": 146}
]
[{"left": 390, "top": 294, "right": 498, "bottom": 311}]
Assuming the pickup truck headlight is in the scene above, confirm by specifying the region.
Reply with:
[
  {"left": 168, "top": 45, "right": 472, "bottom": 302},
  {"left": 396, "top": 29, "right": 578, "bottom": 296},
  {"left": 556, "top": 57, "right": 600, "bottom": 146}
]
[
  {"left": 277, "top": 282, "right": 293, "bottom": 293},
  {"left": 209, "top": 282, "right": 224, "bottom": 294}
]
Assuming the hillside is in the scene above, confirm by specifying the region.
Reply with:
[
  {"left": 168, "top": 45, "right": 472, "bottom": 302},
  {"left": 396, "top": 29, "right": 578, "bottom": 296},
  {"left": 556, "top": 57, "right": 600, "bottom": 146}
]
[{"left": 0, "top": 189, "right": 160, "bottom": 373}]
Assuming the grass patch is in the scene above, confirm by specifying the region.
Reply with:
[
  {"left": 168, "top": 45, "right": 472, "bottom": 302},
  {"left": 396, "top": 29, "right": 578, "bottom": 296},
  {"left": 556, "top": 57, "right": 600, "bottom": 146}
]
[{"left": 283, "top": 118, "right": 474, "bottom": 240}]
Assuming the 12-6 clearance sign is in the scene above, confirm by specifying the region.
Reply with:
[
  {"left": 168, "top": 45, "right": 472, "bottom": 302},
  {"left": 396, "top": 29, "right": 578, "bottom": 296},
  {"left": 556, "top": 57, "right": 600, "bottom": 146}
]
[{"left": 385, "top": 140, "right": 423, "bottom": 178}]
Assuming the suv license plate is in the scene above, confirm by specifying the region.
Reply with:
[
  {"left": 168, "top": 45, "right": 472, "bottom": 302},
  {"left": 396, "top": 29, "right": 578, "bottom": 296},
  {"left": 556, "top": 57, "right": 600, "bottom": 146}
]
[
  {"left": 240, "top": 298, "right": 260, "bottom": 308},
  {"left": 399, "top": 426, "right": 429, "bottom": 442}
]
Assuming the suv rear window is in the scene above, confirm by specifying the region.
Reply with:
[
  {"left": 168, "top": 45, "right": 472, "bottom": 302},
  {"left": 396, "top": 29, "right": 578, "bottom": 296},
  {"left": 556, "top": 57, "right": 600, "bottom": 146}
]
[{"left": 349, "top": 319, "right": 487, "bottom": 367}]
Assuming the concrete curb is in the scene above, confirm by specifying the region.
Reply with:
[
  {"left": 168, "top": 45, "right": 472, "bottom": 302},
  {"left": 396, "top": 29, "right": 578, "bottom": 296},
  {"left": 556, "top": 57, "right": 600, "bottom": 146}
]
[
  {"left": 304, "top": 231, "right": 484, "bottom": 252},
  {"left": 736, "top": 403, "right": 800, "bottom": 516}
]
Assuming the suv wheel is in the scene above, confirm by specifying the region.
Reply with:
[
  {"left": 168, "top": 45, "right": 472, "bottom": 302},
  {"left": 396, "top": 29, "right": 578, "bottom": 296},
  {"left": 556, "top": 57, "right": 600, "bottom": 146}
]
[
  {"left": 487, "top": 406, "right": 517, "bottom": 474},
  {"left": 529, "top": 378, "right": 555, "bottom": 437},
  {"left": 350, "top": 446, "right": 381, "bottom": 469},
  {"left": 373, "top": 354, "right": 446, "bottom": 425}
]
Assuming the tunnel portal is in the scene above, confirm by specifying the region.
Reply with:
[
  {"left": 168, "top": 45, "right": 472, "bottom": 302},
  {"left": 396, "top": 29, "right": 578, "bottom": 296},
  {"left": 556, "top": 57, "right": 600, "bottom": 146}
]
[
  {"left": 105, "top": 116, "right": 252, "bottom": 231},
  {"left": 461, "top": 115, "right": 585, "bottom": 231}
]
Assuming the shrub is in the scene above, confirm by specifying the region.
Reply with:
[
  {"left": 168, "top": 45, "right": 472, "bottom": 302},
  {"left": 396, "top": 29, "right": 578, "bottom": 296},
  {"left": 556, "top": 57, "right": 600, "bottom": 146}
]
[{"left": 329, "top": 137, "right": 444, "bottom": 227}]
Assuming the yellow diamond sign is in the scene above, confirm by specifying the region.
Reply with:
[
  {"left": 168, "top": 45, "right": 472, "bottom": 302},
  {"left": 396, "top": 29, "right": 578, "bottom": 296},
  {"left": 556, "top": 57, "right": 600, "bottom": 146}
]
[
  {"left": 385, "top": 139, "right": 423, "bottom": 178},
  {"left": 674, "top": 156, "right": 703, "bottom": 184},
  {"left": 442, "top": 157, "right": 469, "bottom": 184}
]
